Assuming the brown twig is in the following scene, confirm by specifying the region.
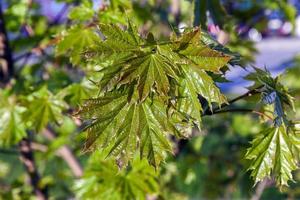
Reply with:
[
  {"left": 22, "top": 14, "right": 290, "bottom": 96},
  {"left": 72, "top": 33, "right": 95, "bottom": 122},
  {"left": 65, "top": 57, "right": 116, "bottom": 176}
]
[
  {"left": 205, "top": 108, "right": 273, "bottom": 121},
  {"left": 19, "top": 138, "right": 48, "bottom": 200},
  {"left": 250, "top": 178, "right": 273, "bottom": 200},
  {"left": 0, "top": 3, "right": 14, "bottom": 82},
  {"left": 13, "top": 3, "right": 69, "bottom": 63},
  {"left": 203, "top": 85, "right": 263, "bottom": 116}
]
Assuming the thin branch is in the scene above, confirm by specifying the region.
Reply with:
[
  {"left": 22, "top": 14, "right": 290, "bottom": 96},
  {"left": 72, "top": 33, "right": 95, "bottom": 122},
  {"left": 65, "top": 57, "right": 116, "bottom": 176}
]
[
  {"left": 13, "top": 4, "right": 69, "bottom": 63},
  {"left": 19, "top": 137, "right": 48, "bottom": 200},
  {"left": 250, "top": 178, "right": 273, "bottom": 200},
  {"left": 204, "top": 108, "right": 273, "bottom": 121},
  {"left": 49, "top": 4, "right": 69, "bottom": 26},
  {"left": 203, "top": 85, "right": 263, "bottom": 116},
  {"left": 223, "top": 85, "right": 263, "bottom": 107},
  {"left": 0, "top": 3, "right": 14, "bottom": 82}
]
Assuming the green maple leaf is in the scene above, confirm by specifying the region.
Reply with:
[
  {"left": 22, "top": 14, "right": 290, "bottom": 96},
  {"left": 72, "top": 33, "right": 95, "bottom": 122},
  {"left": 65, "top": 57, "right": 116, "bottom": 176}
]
[
  {"left": 246, "top": 125, "right": 299, "bottom": 186},
  {"left": 176, "top": 66, "right": 227, "bottom": 127},
  {"left": 0, "top": 105, "right": 27, "bottom": 147},
  {"left": 246, "top": 67, "right": 295, "bottom": 127},
  {"left": 76, "top": 22, "right": 231, "bottom": 167},
  {"left": 114, "top": 53, "right": 178, "bottom": 102},
  {"left": 201, "top": 30, "right": 241, "bottom": 65},
  {"left": 291, "top": 122, "right": 300, "bottom": 159},
  {"left": 84, "top": 24, "right": 230, "bottom": 102},
  {"left": 75, "top": 151, "right": 159, "bottom": 200},
  {"left": 68, "top": 1, "right": 94, "bottom": 21},
  {"left": 0, "top": 91, "right": 26, "bottom": 146},
  {"left": 56, "top": 25, "right": 100, "bottom": 65},
  {"left": 171, "top": 28, "right": 231, "bottom": 72},
  {"left": 24, "top": 87, "right": 67, "bottom": 132},
  {"left": 57, "top": 80, "right": 94, "bottom": 106},
  {"left": 83, "top": 22, "right": 142, "bottom": 64},
  {"left": 100, "top": 22, "right": 142, "bottom": 47},
  {"left": 79, "top": 91, "right": 175, "bottom": 167}
]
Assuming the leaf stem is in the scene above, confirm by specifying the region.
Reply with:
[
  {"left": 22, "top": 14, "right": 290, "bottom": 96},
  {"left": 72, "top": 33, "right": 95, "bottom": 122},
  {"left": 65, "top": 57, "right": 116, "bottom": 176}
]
[
  {"left": 218, "top": 85, "right": 263, "bottom": 110},
  {"left": 201, "top": 85, "right": 274, "bottom": 120},
  {"left": 203, "top": 85, "right": 263, "bottom": 116}
]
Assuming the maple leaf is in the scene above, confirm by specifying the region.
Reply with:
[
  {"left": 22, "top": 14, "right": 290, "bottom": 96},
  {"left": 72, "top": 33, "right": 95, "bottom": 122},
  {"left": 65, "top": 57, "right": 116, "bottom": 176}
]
[
  {"left": 23, "top": 87, "right": 67, "bottom": 132},
  {"left": 246, "top": 125, "right": 299, "bottom": 186},
  {"left": 72, "top": 22, "right": 232, "bottom": 167},
  {"left": 78, "top": 91, "right": 175, "bottom": 167},
  {"left": 56, "top": 25, "right": 100, "bottom": 65},
  {"left": 0, "top": 105, "right": 27, "bottom": 146}
]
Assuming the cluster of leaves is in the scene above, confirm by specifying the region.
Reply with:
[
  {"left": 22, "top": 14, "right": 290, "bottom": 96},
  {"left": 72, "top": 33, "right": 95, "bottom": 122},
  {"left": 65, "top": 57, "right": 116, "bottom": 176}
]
[
  {"left": 57, "top": 21, "right": 232, "bottom": 168},
  {"left": 75, "top": 150, "right": 159, "bottom": 200},
  {"left": 245, "top": 68, "right": 300, "bottom": 186},
  {"left": 57, "top": 12, "right": 300, "bottom": 188},
  {"left": 1, "top": 0, "right": 300, "bottom": 199},
  {"left": 0, "top": 87, "right": 67, "bottom": 146}
]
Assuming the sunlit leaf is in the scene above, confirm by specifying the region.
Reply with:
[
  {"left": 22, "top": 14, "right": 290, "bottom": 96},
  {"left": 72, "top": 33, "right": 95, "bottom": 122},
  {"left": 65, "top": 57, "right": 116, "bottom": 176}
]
[
  {"left": 75, "top": 151, "right": 159, "bottom": 200},
  {"left": 78, "top": 91, "right": 175, "bottom": 167},
  {"left": 23, "top": 87, "right": 67, "bottom": 132},
  {"left": 0, "top": 105, "right": 26, "bottom": 147},
  {"left": 56, "top": 25, "right": 100, "bottom": 65},
  {"left": 75, "top": 22, "right": 231, "bottom": 167},
  {"left": 246, "top": 125, "right": 298, "bottom": 186}
]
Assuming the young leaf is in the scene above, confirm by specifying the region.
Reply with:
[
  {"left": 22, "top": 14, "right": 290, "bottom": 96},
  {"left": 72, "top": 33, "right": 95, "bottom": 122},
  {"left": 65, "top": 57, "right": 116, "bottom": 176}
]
[
  {"left": 56, "top": 25, "right": 100, "bottom": 65},
  {"left": 171, "top": 28, "right": 231, "bottom": 72},
  {"left": 201, "top": 30, "right": 241, "bottom": 65},
  {"left": 0, "top": 91, "right": 26, "bottom": 146},
  {"left": 75, "top": 151, "right": 159, "bottom": 200},
  {"left": 57, "top": 81, "right": 94, "bottom": 106},
  {"left": 23, "top": 88, "right": 67, "bottom": 132},
  {"left": 246, "top": 67, "right": 295, "bottom": 126},
  {"left": 68, "top": 1, "right": 94, "bottom": 21},
  {"left": 0, "top": 105, "right": 27, "bottom": 146},
  {"left": 78, "top": 91, "right": 174, "bottom": 167},
  {"left": 115, "top": 53, "right": 178, "bottom": 102},
  {"left": 76, "top": 22, "right": 231, "bottom": 167},
  {"left": 99, "top": 23, "right": 142, "bottom": 46},
  {"left": 177, "top": 66, "right": 227, "bottom": 126},
  {"left": 246, "top": 125, "right": 298, "bottom": 186}
]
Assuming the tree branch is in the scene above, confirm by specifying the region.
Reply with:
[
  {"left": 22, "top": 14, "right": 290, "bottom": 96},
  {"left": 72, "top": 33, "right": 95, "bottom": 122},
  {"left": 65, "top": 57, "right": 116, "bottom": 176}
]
[
  {"left": 19, "top": 137, "right": 48, "bottom": 200},
  {"left": 223, "top": 85, "right": 263, "bottom": 107},
  {"left": 13, "top": 3, "right": 69, "bottom": 63},
  {"left": 0, "top": 3, "right": 14, "bottom": 83},
  {"left": 203, "top": 85, "right": 263, "bottom": 116},
  {"left": 250, "top": 178, "right": 273, "bottom": 200},
  {"left": 203, "top": 108, "right": 273, "bottom": 121}
]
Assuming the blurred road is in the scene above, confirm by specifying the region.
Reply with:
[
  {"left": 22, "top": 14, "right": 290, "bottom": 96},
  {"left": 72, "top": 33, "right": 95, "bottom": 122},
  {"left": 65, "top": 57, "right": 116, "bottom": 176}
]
[
  {"left": 256, "top": 37, "right": 300, "bottom": 71},
  {"left": 220, "top": 37, "right": 300, "bottom": 93}
]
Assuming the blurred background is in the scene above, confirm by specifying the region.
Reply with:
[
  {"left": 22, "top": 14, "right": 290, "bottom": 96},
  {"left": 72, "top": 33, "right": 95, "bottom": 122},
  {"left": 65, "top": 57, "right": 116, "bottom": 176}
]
[{"left": 0, "top": 0, "right": 300, "bottom": 199}]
